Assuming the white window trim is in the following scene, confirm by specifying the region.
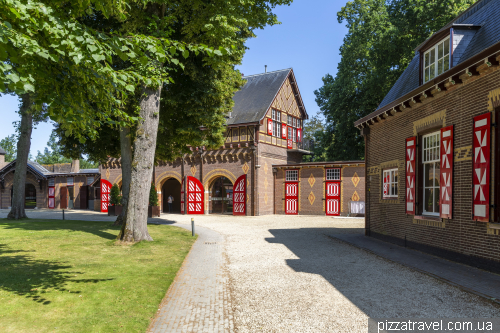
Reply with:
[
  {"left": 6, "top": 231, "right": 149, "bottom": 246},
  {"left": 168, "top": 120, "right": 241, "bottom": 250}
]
[
  {"left": 382, "top": 168, "right": 398, "bottom": 198},
  {"left": 422, "top": 131, "right": 441, "bottom": 216},
  {"left": 326, "top": 168, "right": 341, "bottom": 181},
  {"left": 423, "top": 36, "right": 450, "bottom": 83},
  {"left": 286, "top": 170, "right": 298, "bottom": 182}
]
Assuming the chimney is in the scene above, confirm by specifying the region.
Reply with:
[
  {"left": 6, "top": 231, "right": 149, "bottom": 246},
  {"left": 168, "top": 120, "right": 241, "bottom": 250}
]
[
  {"left": 265, "top": 65, "right": 267, "bottom": 73},
  {"left": 71, "top": 159, "right": 80, "bottom": 173},
  {"left": 0, "top": 154, "right": 5, "bottom": 169}
]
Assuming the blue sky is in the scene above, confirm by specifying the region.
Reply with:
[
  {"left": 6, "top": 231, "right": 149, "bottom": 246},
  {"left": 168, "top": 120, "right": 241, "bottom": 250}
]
[{"left": 0, "top": 0, "right": 348, "bottom": 157}]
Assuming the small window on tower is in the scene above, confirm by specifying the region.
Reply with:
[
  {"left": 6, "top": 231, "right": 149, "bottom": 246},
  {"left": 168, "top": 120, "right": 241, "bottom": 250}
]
[{"left": 286, "top": 170, "right": 298, "bottom": 181}]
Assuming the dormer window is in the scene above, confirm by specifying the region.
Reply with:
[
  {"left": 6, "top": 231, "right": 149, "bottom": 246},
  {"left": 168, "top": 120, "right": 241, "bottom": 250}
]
[{"left": 423, "top": 37, "right": 450, "bottom": 83}]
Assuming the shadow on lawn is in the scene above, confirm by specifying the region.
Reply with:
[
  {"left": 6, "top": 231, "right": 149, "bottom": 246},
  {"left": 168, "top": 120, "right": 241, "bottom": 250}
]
[
  {"left": 0, "top": 220, "right": 120, "bottom": 240},
  {"left": 0, "top": 244, "right": 113, "bottom": 304}
]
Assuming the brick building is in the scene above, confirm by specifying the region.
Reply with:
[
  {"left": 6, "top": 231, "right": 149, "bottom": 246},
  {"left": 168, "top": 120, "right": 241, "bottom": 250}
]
[
  {"left": 355, "top": 0, "right": 500, "bottom": 272},
  {"left": 0, "top": 151, "right": 99, "bottom": 210},
  {"left": 100, "top": 68, "right": 366, "bottom": 216}
]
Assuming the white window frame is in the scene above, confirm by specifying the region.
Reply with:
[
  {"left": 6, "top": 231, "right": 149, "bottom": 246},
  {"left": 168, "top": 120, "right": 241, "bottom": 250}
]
[
  {"left": 422, "top": 131, "right": 441, "bottom": 216},
  {"left": 286, "top": 170, "right": 298, "bottom": 182},
  {"left": 272, "top": 110, "right": 281, "bottom": 138},
  {"left": 293, "top": 128, "right": 296, "bottom": 142},
  {"left": 423, "top": 36, "right": 450, "bottom": 83},
  {"left": 326, "top": 168, "right": 341, "bottom": 181},
  {"left": 67, "top": 177, "right": 74, "bottom": 186},
  {"left": 288, "top": 127, "right": 292, "bottom": 140},
  {"left": 48, "top": 178, "right": 55, "bottom": 187},
  {"left": 382, "top": 168, "right": 398, "bottom": 198},
  {"left": 87, "top": 177, "right": 94, "bottom": 186}
]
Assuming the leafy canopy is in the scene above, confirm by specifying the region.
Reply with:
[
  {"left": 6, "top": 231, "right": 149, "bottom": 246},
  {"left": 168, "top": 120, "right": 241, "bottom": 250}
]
[{"left": 315, "top": 0, "right": 475, "bottom": 161}]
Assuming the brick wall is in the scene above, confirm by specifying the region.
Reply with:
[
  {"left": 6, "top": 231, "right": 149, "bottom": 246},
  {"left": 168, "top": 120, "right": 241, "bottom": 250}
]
[
  {"left": 274, "top": 164, "right": 365, "bottom": 216},
  {"left": 0, "top": 173, "right": 48, "bottom": 209},
  {"left": 365, "top": 65, "right": 500, "bottom": 272}
]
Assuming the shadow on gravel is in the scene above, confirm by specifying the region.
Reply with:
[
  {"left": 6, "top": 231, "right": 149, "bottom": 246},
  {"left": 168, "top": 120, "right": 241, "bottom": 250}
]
[
  {"left": 264, "top": 226, "right": 498, "bottom": 317},
  {"left": 0, "top": 244, "right": 112, "bottom": 304}
]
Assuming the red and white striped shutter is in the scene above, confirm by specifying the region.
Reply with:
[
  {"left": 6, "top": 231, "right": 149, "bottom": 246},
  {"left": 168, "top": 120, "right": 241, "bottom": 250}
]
[
  {"left": 383, "top": 173, "right": 390, "bottom": 197},
  {"left": 297, "top": 128, "right": 302, "bottom": 142},
  {"left": 473, "top": 113, "right": 491, "bottom": 222},
  {"left": 233, "top": 175, "right": 246, "bottom": 216},
  {"left": 100, "top": 179, "right": 112, "bottom": 213},
  {"left": 440, "top": 126, "right": 454, "bottom": 219},
  {"left": 48, "top": 186, "right": 55, "bottom": 209},
  {"left": 267, "top": 119, "right": 273, "bottom": 136},
  {"left": 405, "top": 137, "right": 416, "bottom": 215},
  {"left": 287, "top": 139, "right": 293, "bottom": 149},
  {"left": 325, "top": 182, "right": 340, "bottom": 216},
  {"left": 282, "top": 124, "right": 287, "bottom": 139},
  {"left": 187, "top": 176, "right": 204, "bottom": 214},
  {"left": 285, "top": 183, "right": 298, "bottom": 215}
]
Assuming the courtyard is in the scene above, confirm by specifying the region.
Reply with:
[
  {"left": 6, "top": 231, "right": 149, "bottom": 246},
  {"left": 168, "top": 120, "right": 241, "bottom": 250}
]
[{"left": 1, "top": 210, "right": 498, "bottom": 332}]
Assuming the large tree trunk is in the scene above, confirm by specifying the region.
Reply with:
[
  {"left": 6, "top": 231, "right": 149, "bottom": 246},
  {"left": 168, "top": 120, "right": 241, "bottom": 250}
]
[
  {"left": 8, "top": 94, "right": 33, "bottom": 220},
  {"left": 118, "top": 85, "right": 161, "bottom": 242},
  {"left": 114, "top": 126, "right": 133, "bottom": 226}
]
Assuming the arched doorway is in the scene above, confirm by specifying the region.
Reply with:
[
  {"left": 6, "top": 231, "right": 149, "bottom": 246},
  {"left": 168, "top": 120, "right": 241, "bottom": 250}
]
[
  {"left": 25, "top": 184, "right": 36, "bottom": 208},
  {"left": 162, "top": 178, "right": 181, "bottom": 213},
  {"left": 210, "top": 177, "right": 233, "bottom": 214}
]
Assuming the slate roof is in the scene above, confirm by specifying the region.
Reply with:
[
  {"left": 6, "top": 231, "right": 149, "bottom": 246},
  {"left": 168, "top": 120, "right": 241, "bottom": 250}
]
[
  {"left": 376, "top": 0, "right": 500, "bottom": 112},
  {"left": 0, "top": 146, "right": 5, "bottom": 155},
  {"left": 0, "top": 159, "right": 100, "bottom": 180},
  {"left": 228, "top": 68, "right": 292, "bottom": 125}
]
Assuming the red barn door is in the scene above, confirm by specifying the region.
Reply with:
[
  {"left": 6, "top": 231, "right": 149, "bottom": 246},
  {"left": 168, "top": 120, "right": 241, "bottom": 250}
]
[
  {"left": 100, "top": 179, "right": 112, "bottom": 213},
  {"left": 285, "top": 182, "right": 298, "bottom": 215},
  {"left": 326, "top": 182, "right": 340, "bottom": 216},
  {"left": 233, "top": 175, "right": 246, "bottom": 216},
  {"left": 187, "top": 176, "right": 204, "bottom": 214}
]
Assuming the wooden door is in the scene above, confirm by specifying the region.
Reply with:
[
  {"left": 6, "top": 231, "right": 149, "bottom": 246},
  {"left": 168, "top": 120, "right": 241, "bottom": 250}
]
[
  {"left": 233, "top": 175, "right": 246, "bottom": 216},
  {"left": 60, "top": 187, "right": 68, "bottom": 209},
  {"left": 285, "top": 182, "right": 298, "bottom": 215},
  {"left": 187, "top": 176, "right": 204, "bottom": 214},
  {"left": 80, "top": 185, "right": 88, "bottom": 209},
  {"left": 326, "top": 182, "right": 340, "bottom": 216}
]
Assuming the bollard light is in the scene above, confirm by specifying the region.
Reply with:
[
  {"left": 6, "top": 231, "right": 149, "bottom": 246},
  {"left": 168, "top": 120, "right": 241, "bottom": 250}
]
[{"left": 191, "top": 217, "right": 195, "bottom": 237}]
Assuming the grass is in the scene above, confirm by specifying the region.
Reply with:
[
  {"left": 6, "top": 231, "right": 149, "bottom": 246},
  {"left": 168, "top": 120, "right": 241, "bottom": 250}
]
[{"left": 0, "top": 219, "right": 197, "bottom": 333}]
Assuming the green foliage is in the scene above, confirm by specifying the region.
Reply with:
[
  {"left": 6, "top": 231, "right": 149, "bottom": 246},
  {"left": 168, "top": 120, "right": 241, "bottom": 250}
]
[
  {"left": 149, "top": 182, "right": 158, "bottom": 207},
  {"left": 0, "top": 134, "right": 16, "bottom": 162},
  {"left": 316, "top": 0, "right": 475, "bottom": 161},
  {"left": 0, "top": 220, "right": 196, "bottom": 332},
  {"left": 302, "top": 115, "right": 329, "bottom": 162},
  {"left": 110, "top": 183, "right": 122, "bottom": 206}
]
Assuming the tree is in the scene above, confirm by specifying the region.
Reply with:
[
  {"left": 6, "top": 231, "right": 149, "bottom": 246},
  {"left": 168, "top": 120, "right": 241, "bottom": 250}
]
[
  {"left": 315, "top": 0, "right": 475, "bottom": 161},
  {"left": 0, "top": 134, "right": 16, "bottom": 162},
  {"left": 110, "top": 184, "right": 122, "bottom": 206},
  {"left": 148, "top": 182, "right": 158, "bottom": 207},
  {"left": 302, "top": 115, "right": 328, "bottom": 162}
]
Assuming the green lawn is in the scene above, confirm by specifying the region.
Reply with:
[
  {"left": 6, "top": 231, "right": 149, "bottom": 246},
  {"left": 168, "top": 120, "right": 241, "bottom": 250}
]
[{"left": 0, "top": 219, "right": 196, "bottom": 333}]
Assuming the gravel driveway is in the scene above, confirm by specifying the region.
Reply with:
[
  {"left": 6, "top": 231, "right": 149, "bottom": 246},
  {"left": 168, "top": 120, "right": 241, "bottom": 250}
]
[{"left": 2, "top": 210, "right": 499, "bottom": 332}]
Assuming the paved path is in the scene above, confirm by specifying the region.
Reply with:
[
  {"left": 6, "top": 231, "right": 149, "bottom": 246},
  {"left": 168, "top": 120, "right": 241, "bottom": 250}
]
[
  {"left": 329, "top": 232, "right": 500, "bottom": 304},
  {"left": 147, "top": 222, "right": 233, "bottom": 333}
]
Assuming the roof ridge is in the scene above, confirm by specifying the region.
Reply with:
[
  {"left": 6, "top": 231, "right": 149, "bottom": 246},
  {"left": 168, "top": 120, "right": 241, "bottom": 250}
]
[{"left": 242, "top": 68, "right": 291, "bottom": 79}]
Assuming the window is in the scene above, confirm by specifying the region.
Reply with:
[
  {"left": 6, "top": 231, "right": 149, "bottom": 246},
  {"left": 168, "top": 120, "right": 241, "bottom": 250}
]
[
  {"left": 87, "top": 177, "right": 94, "bottom": 185},
  {"left": 48, "top": 178, "right": 55, "bottom": 187},
  {"left": 67, "top": 177, "right": 74, "bottom": 186},
  {"left": 286, "top": 170, "right": 298, "bottom": 181},
  {"left": 287, "top": 116, "right": 292, "bottom": 126},
  {"left": 293, "top": 118, "right": 296, "bottom": 127},
  {"left": 424, "top": 37, "right": 450, "bottom": 83},
  {"left": 271, "top": 109, "right": 281, "bottom": 138},
  {"left": 288, "top": 126, "right": 292, "bottom": 140},
  {"left": 422, "top": 131, "right": 441, "bottom": 215},
  {"left": 326, "top": 168, "right": 341, "bottom": 181},
  {"left": 293, "top": 128, "right": 296, "bottom": 142},
  {"left": 383, "top": 168, "right": 398, "bottom": 198}
]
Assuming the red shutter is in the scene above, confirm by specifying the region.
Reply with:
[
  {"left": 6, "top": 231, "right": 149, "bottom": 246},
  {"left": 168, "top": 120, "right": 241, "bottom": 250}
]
[
  {"left": 285, "top": 183, "right": 298, "bottom": 214},
  {"left": 287, "top": 139, "right": 293, "bottom": 149},
  {"left": 282, "top": 124, "right": 287, "bottom": 139},
  {"left": 325, "top": 182, "right": 340, "bottom": 216},
  {"left": 233, "top": 175, "right": 246, "bottom": 216},
  {"left": 100, "top": 179, "right": 112, "bottom": 213},
  {"left": 187, "top": 176, "right": 204, "bottom": 214},
  {"left": 48, "top": 186, "right": 55, "bottom": 209},
  {"left": 473, "top": 113, "right": 491, "bottom": 222},
  {"left": 297, "top": 128, "right": 302, "bottom": 142},
  {"left": 405, "top": 137, "right": 416, "bottom": 215},
  {"left": 440, "top": 125, "right": 454, "bottom": 219},
  {"left": 267, "top": 119, "right": 273, "bottom": 135}
]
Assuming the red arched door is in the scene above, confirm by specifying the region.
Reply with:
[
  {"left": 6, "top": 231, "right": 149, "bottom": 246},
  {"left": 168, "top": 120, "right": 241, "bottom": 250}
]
[
  {"left": 233, "top": 175, "right": 246, "bottom": 215},
  {"left": 187, "top": 176, "right": 204, "bottom": 214},
  {"left": 101, "top": 179, "right": 112, "bottom": 213}
]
